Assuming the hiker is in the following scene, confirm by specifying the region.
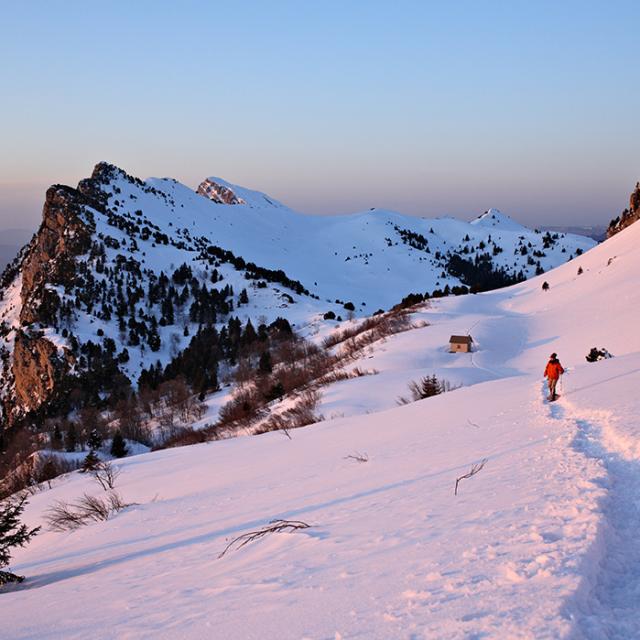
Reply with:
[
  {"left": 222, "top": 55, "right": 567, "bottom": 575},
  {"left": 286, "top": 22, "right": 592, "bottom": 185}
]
[{"left": 544, "top": 352, "right": 564, "bottom": 401}]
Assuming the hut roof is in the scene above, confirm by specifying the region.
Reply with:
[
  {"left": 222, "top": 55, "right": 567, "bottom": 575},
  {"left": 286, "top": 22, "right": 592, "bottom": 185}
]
[{"left": 449, "top": 335, "right": 473, "bottom": 344}]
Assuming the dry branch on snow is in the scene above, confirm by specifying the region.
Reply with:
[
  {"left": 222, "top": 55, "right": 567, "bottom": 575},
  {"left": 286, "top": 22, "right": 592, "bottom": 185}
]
[
  {"left": 218, "top": 520, "right": 311, "bottom": 558},
  {"left": 454, "top": 458, "right": 488, "bottom": 496}
]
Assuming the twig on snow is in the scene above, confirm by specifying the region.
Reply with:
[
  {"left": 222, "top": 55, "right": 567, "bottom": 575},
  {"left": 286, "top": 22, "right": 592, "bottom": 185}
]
[
  {"left": 454, "top": 458, "right": 488, "bottom": 496},
  {"left": 344, "top": 452, "right": 369, "bottom": 463},
  {"left": 218, "top": 519, "right": 311, "bottom": 558}
]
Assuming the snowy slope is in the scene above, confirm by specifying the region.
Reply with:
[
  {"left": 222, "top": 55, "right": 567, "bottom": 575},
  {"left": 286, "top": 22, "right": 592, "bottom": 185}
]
[
  {"left": 0, "top": 163, "right": 594, "bottom": 424},
  {"left": 1, "top": 216, "right": 638, "bottom": 637}
]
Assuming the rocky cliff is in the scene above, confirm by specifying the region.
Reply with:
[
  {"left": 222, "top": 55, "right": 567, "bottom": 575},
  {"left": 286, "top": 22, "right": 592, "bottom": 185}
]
[
  {"left": 607, "top": 182, "right": 640, "bottom": 238},
  {"left": 1, "top": 181, "right": 99, "bottom": 426}
]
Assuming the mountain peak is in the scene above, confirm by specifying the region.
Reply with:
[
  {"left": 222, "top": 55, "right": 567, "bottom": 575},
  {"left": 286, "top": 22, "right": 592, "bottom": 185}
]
[
  {"left": 196, "top": 177, "right": 286, "bottom": 209},
  {"left": 470, "top": 208, "right": 527, "bottom": 232},
  {"left": 196, "top": 178, "right": 246, "bottom": 205}
]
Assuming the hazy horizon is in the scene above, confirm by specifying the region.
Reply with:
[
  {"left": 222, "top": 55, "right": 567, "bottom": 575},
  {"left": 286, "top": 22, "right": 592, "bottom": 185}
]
[
  {"left": 0, "top": 165, "right": 620, "bottom": 236},
  {"left": 2, "top": 1, "right": 638, "bottom": 230}
]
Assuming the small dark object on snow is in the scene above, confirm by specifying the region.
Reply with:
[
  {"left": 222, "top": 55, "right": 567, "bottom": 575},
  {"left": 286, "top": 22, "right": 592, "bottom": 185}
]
[
  {"left": 542, "top": 281, "right": 550, "bottom": 291},
  {"left": 586, "top": 347, "right": 613, "bottom": 363},
  {"left": 218, "top": 520, "right": 311, "bottom": 558},
  {"left": 344, "top": 452, "right": 369, "bottom": 463}
]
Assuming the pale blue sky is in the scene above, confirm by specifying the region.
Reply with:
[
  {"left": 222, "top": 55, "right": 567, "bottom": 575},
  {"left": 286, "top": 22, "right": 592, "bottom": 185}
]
[{"left": 1, "top": 1, "right": 638, "bottom": 230}]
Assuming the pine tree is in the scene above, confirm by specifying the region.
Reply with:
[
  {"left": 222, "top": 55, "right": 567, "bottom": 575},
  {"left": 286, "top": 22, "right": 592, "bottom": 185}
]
[
  {"left": 110, "top": 431, "right": 128, "bottom": 458},
  {"left": 258, "top": 351, "right": 272, "bottom": 374},
  {"left": 542, "top": 281, "right": 550, "bottom": 291},
  {"left": 81, "top": 450, "right": 100, "bottom": 473},
  {"left": 51, "top": 424, "right": 63, "bottom": 450},
  {"left": 65, "top": 423, "right": 78, "bottom": 452},
  {"left": 0, "top": 495, "right": 40, "bottom": 585},
  {"left": 87, "top": 429, "right": 102, "bottom": 451}
]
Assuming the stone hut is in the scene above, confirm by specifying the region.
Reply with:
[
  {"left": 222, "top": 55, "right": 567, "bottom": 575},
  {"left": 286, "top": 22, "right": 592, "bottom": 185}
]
[{"left": 449, "top": 335, "right": 473, "bottom": 353}]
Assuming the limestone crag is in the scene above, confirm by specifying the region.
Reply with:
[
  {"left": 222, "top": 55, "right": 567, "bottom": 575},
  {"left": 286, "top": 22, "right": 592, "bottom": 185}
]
[
  {"left": 20, "top": 185, "right": 95, "bottom": 324},
  {"left": 11, "top": 330, "right": 72, "bottom": 418},
  {"left": 197, "top": 178, "right": 246, "bottom": 205},
  {"left": 607, "top": 182, "right": 640, "bottom": 238}
]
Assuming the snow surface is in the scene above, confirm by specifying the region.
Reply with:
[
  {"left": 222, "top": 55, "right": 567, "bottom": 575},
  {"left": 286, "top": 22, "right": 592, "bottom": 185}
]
[{"left": 1, "top": 211, "right": 639, "bottom": 638}]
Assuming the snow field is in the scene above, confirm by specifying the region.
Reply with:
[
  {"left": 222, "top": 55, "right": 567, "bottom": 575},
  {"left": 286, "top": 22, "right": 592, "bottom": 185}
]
[{"left": 1, "top": 177, "right": 639, "bottom": 638}]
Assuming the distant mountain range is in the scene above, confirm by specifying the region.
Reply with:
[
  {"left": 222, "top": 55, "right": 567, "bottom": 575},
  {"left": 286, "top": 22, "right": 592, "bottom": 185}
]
[{"left": 0, "top": 162, "right": 596, "bottom": 428}]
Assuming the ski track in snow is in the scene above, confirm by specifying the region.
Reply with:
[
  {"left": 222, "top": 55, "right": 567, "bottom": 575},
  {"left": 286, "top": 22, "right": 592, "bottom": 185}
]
[{"left": 556, "top": 396, "right": 640, "bottom": 639}]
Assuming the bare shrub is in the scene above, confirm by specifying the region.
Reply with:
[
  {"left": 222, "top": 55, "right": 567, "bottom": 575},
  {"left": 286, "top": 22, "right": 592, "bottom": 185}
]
[
  {"left": 45, "top": 491, "right": 131, "bottom": 532},
  {"left": 158, "top": 427, "right": 208, "bottom": 449},
  {"left": 322, "top": 309, "right": 416, "bottom": 351},
  {"left": 257, "top": 390, "right": 323, "bottom": 436},
  {"left": 218, "top": 386, "right": 262, "bottom": 427},
  {"left": 92, "top": 461, "right": 121, "bottom": 491},
  {"left": 319, "top": 366, "right": 378, "bottom": 385},
  {"left": 115, "top": 398, "right": 150, "bottom": 445}
]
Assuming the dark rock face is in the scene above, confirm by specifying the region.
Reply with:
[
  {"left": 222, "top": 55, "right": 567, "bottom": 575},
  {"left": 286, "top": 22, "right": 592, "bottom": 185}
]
[
  {"left": 607, "top": 182, "right": 640, "bottom": 238},
  {"left": 1, "top": 183, "right": 98, "bottom": 425},
  {"left": 11, "top": 330, "right": 72, "bottom": 419},
  {"left": 20, "top": 185, "right": 95, "bottom": 324}
]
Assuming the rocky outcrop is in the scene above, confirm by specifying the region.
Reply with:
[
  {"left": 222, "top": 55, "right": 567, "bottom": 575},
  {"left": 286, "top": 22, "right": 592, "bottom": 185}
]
[
  {"left": 197, "top": 179, "right": 246, "bottom": 205},
  {"left": 11, "top": 331, "right": 71, "bottom": 418},
  {"left": 20, "top": 185, "right": 95, "bottom": 325},
  {"left": 1, "top": 181, "right": 99, "bottom": 425},
  {"left": 607, "top": 182, "right": 640, "bottom": 238}
]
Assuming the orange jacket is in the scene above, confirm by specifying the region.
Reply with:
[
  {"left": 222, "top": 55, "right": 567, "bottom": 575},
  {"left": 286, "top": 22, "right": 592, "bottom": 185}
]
[{"left": 544, "top": 360, "right": 564, "bottom": 380}]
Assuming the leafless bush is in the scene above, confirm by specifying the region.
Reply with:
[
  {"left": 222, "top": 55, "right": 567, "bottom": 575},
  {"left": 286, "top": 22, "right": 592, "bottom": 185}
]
[
  {"left": 454, "top": 458, "right": 488, "bottom": 496},
  {"left": 319, "top": 366, "right": 378, "bottom": 385},
  {"left": 92, "top": 461, "right": 121, "bottom": 491},
  {"left": 45, "top": 491, "right": 131, "bottom": 531},
  {"left": 322, "top": 309, "right": 416, "bottom": 351},
  {"left": 0, "top": 453, "right": 80, "bottom": 498},
  {"left": 218, "top": 386, "right": 263, "bottom": 427},
  {"left": 256, "top": 390, "right": 323, "bottom": 436},
  {"left": 158, "top": 427, "right": 208, "bottom": 449},
  {"left": 218, "top": 520, "right": 311, "bottom": 558},
  {"left": 115, "top": 398, "right": 150, "bottom": 445}
]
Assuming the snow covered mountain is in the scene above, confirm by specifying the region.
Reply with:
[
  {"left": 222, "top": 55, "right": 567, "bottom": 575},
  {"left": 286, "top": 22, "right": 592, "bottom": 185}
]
[
  {"left": 2, "top": 183, "right": 640, "bottom": 638},
  {"left": 0, "top": 162, "right": 595, "bottom": 429}
]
